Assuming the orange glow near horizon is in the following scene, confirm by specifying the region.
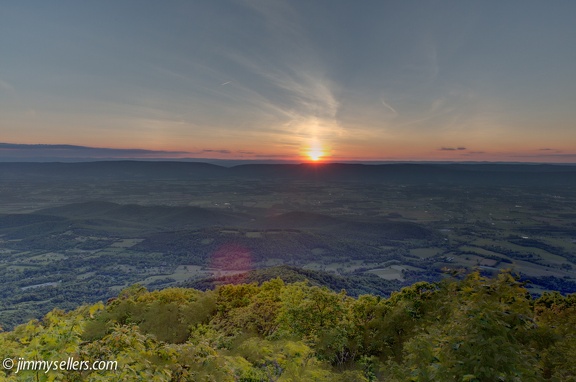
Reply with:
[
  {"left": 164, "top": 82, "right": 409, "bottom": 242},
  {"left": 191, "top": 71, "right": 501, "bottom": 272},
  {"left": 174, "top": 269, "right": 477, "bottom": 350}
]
[
  {"left": 307, "top": 148, "right": 323, "bottom": 161},
  {"left": 305, "top": 139, "right": 326, "bottom": 162},
  {"left": 7, "top": 137, "right": 576, "bottom": 164}
]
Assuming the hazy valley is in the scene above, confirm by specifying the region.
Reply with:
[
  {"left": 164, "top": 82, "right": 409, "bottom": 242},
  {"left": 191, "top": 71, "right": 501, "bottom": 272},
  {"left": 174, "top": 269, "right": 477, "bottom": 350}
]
[{"left": 1, "top": 161, "right": 576, "bottom": 329}]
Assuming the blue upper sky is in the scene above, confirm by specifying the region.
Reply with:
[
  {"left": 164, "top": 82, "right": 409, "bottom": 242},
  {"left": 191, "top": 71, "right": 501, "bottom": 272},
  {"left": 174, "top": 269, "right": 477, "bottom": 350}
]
[{"left": 1, "top": 1, "right": 575, "bottom": 162}]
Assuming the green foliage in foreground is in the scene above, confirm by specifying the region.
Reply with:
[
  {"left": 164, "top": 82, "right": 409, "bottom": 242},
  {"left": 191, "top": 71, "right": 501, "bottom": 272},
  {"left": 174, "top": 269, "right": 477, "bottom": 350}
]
[{"left": 1, "top": 272, "right": 576, "bottom": 381}]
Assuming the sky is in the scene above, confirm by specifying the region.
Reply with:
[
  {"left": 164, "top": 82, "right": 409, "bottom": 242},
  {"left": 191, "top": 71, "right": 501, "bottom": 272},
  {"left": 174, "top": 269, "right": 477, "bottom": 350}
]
[{"left": 1, "top": 1, "right": 576, "bottom": 163}]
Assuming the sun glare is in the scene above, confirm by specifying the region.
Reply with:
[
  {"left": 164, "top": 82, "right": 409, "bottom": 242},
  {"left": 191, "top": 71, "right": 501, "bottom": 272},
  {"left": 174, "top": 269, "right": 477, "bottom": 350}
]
[
  {"left": 308, "top": 148, "right": 323, "bottom": 161},
  {"left": 303, "top": 138, "right": 328, "bottom": 162}
]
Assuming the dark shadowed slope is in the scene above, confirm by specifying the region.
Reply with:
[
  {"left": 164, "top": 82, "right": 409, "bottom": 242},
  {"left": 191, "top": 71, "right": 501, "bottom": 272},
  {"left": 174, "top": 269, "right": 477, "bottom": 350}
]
[
  {"left": 253, "top": 210, "right": 434, "bottom": 240},
  {"left": 36, "top": 201, "right": 250, "bottom": 229},
  {"left": 231, "top": 162, "right": 576, "bottom": 186},
  {"left": 1, "top": 161, "right": 576, "bottom": 186},
  {"left": 0, "top": 161, "right": 228, "bottom": 180}
]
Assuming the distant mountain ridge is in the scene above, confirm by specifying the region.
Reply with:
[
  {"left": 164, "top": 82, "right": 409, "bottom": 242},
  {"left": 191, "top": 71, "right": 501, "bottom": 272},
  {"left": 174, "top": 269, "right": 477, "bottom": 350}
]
[{"left": 1, "top": 161, "right": 576, "bottom": 186}]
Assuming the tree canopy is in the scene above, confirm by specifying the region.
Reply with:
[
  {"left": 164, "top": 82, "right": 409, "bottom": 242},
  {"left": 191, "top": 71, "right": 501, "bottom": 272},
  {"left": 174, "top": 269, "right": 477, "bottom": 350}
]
[{"left": 1, "top": 271, "right": 575, "bottom": 381}]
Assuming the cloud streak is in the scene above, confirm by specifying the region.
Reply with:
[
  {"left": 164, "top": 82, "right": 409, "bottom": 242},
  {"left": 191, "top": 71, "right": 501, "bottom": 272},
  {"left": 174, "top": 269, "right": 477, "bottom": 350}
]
[
  {"left": 380, "top": 98, "right": 398, "bottom": 116},
  {"left": 201, "top": 149, "right": 232, "bottom": 154},
  {"left": 0, "top": 143, "right": 190, "bottom": 159},
  {"left": 440, "top": 147, "right": 467, "bottom": 151},
  {"left": 0, "top": 143, "right": 284, "bottom": 161}
]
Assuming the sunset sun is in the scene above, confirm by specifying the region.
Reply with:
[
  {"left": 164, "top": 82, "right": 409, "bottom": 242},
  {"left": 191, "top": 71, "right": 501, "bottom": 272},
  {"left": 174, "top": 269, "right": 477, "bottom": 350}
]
[
  {"left": 308, "top": 148, "right": 323, "bottom": 161},
  {"left": 306, "top": 140, "right": 325, "bottom": 162}
]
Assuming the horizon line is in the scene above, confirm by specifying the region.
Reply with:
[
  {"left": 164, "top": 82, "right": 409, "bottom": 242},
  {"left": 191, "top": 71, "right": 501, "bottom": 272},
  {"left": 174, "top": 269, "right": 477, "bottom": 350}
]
[{"left": 1, "top": 158, "right": 575, "bottom": 167}]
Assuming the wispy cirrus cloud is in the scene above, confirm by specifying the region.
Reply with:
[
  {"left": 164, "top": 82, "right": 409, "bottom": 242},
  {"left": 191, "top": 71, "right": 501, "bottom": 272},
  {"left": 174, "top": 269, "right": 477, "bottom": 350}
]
[
  {"left": 214, "top": 0, "right": 343, "bottom": 146},
  {"left": 380, "top": 98, "right": 399, "bottom": 117}
]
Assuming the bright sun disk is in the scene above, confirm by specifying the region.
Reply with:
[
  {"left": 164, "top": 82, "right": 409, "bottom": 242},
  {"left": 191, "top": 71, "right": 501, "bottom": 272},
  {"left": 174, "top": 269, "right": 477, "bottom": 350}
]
[{"left": 308, "top": 148, "right": 323, "bottom": 161}]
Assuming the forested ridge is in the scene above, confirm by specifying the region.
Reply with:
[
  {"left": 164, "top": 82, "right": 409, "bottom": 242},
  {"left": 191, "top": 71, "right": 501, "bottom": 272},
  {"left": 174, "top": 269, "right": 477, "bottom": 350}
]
[
  {"left": 181, "top": 265, "right": 408, "bottom": 298},
  {"left": 1, "top": 272, "right": 576, "bottom": 381}
]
